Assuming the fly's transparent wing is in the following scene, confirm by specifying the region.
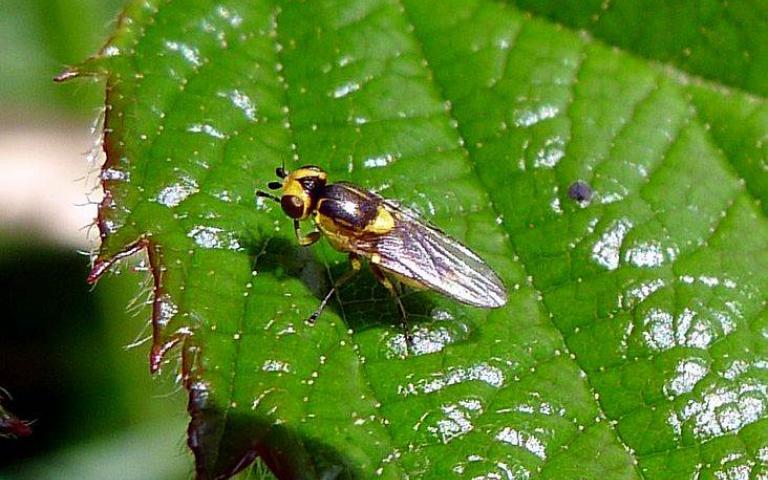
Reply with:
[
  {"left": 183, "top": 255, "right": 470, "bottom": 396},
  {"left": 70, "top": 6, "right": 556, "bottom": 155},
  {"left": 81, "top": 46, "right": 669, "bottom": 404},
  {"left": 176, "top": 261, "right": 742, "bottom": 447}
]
[{"left": 356, "top": 206, "right": 507, "bottom": 308}]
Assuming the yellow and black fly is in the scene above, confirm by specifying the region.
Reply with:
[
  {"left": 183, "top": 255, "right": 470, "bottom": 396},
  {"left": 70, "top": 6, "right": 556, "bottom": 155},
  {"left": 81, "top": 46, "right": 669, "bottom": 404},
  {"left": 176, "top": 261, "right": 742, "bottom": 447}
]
[{"left": 257, "top": 165, "right": 507, "bottom": 340}]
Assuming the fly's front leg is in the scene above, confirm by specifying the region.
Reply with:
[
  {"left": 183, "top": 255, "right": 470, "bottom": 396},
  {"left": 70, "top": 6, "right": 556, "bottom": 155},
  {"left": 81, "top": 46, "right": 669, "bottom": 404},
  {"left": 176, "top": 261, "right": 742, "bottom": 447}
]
[
  {"left": 294, "top": 219, "right": 321, "bottom": 247},
  {"left": 370, "top": 264, "right": 413, "bottom": 350},
  {"left": 308, "top": 253, "right": 362, "bottom": 323}
]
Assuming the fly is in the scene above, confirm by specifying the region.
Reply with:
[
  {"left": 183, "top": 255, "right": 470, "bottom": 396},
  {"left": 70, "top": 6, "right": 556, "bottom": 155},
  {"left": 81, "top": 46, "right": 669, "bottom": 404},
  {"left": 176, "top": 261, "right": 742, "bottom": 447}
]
[{"left": 257, "top": 165, "right": 508, "bottom": 342}]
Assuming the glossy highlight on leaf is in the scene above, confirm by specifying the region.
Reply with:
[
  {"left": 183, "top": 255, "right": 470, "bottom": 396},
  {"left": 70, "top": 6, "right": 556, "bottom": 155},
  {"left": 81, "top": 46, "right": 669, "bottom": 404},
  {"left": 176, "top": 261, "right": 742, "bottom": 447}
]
[{"left": 69, "top": 0, "right": 768, "bottom": 478}]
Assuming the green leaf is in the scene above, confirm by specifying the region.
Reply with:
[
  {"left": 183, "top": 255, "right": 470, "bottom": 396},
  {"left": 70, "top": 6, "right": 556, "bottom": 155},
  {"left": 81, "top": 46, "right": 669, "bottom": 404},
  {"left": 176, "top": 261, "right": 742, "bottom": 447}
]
[
  {"left": 71, "top": 0, "right": 768, "bottom": 478},
  {"left": 0, "top": 0, "right": 124, "bottom": 114},
  {"left": 503, "top": 0, "right": 768, "bottom": 97}
]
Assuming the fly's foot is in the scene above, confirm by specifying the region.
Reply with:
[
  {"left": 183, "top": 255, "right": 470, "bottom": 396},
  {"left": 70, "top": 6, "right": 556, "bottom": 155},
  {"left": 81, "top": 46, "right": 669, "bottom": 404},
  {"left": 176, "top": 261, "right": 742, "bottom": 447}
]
[{"left": 306, "top": 310, "right": 320, "bottom": 324}]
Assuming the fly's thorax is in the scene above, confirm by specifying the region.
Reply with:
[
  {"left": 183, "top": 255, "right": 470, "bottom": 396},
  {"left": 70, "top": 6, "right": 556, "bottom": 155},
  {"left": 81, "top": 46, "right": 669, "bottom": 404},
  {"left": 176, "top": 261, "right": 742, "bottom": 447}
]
[
  {"left": 315, "top": 213, "right": 355, "bottom": 252},
  {"left": 364, "top": 206, "right": 394, "bottom": 234},
  {"left": 316, "top": 183, "right": 395, "bottom": 234}
]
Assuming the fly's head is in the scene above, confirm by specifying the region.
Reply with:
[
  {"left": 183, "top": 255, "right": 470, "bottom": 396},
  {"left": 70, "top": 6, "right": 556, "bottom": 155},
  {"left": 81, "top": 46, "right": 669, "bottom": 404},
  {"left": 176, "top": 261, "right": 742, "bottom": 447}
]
[{"left": 267, "top": 165, "right": 328, "bottom": 220}]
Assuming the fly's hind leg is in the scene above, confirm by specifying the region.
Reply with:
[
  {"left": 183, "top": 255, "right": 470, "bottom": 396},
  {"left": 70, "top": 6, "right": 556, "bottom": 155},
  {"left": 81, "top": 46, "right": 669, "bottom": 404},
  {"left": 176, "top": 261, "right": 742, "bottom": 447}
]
[
  {"left": 308, "top": 253, "right": 361, "bottom": 323},
  {"left": 370, "top": 264, "right": 413, "bottom": 350}
]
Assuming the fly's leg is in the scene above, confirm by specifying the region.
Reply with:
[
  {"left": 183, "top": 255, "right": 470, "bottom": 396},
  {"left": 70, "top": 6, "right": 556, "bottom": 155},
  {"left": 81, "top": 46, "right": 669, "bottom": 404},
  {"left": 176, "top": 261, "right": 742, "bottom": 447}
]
[
  {"left": 370, "top": 264, "right": 413, "bottom": 350},
  {"left": 308, "top": 253, "right": 361, "bottom": 323},
  {"left": 294, "top": 219, "right": 321, "bottom": 247},
  {"left": 255, "top": 194, "right": 320, "bottom": 246}
]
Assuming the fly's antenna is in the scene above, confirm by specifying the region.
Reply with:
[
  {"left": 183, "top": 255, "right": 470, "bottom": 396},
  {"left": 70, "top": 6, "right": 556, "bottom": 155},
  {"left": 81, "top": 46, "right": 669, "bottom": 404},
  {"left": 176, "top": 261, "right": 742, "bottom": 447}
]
[
  {"left": 276, "top": 158, "right": 287, "bottom": 179},
  {"left": 260, "top": 161, "right": 285, "bottom": 202},
  {"left": 256, "top": 190, "right": 281, "bottom": 202}
]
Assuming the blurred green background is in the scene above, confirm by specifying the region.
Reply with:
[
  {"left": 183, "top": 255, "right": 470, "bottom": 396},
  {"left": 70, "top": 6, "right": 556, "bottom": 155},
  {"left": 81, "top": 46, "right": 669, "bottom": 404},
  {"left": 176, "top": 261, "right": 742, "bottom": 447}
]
[{"left": 0, "top": 1, "right": 193, "bottom": 478}]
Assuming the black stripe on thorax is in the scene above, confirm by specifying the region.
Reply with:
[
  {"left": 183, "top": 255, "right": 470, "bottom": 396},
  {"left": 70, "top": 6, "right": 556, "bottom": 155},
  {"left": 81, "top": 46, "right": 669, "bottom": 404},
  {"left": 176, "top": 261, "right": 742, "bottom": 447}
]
[{"left": 317, "top": 182, "right": 380, "bottom": 229}]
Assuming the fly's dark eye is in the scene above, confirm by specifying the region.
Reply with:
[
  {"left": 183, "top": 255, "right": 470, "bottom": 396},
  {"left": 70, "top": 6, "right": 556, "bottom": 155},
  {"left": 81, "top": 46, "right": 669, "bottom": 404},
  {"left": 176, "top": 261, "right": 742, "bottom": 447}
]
[
  {"left": 281, "top": 195, "right": 305, "bottom": 218},
  {"left": 268, "top": 181, "right": 282, "bottom": 190},
  {"left": 276, "top": 167, "right": 287, "bottom": 178}
]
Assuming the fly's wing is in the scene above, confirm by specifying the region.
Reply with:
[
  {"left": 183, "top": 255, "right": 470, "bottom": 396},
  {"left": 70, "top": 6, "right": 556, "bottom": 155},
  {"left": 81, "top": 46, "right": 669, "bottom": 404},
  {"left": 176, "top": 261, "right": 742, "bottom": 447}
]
[{"left": 356, "top": 203, "right": 508, "bottom": 308}]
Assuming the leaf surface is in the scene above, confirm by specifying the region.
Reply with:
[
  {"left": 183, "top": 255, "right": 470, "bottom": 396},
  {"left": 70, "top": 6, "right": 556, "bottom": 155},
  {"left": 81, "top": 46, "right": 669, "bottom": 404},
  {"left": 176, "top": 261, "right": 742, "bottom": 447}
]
[
  {"left": 75, "top": 0, "right": 768, "bottom": 478},
  {"left": 504, "top": 0, "right": 768, "bottom": 97}
]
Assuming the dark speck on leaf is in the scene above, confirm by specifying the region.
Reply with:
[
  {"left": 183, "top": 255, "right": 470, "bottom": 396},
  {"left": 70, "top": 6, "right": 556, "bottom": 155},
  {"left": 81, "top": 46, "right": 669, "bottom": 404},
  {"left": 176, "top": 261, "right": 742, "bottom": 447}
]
[{"left": 568, "top": 181, "right": 592, "bottom": 203}]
